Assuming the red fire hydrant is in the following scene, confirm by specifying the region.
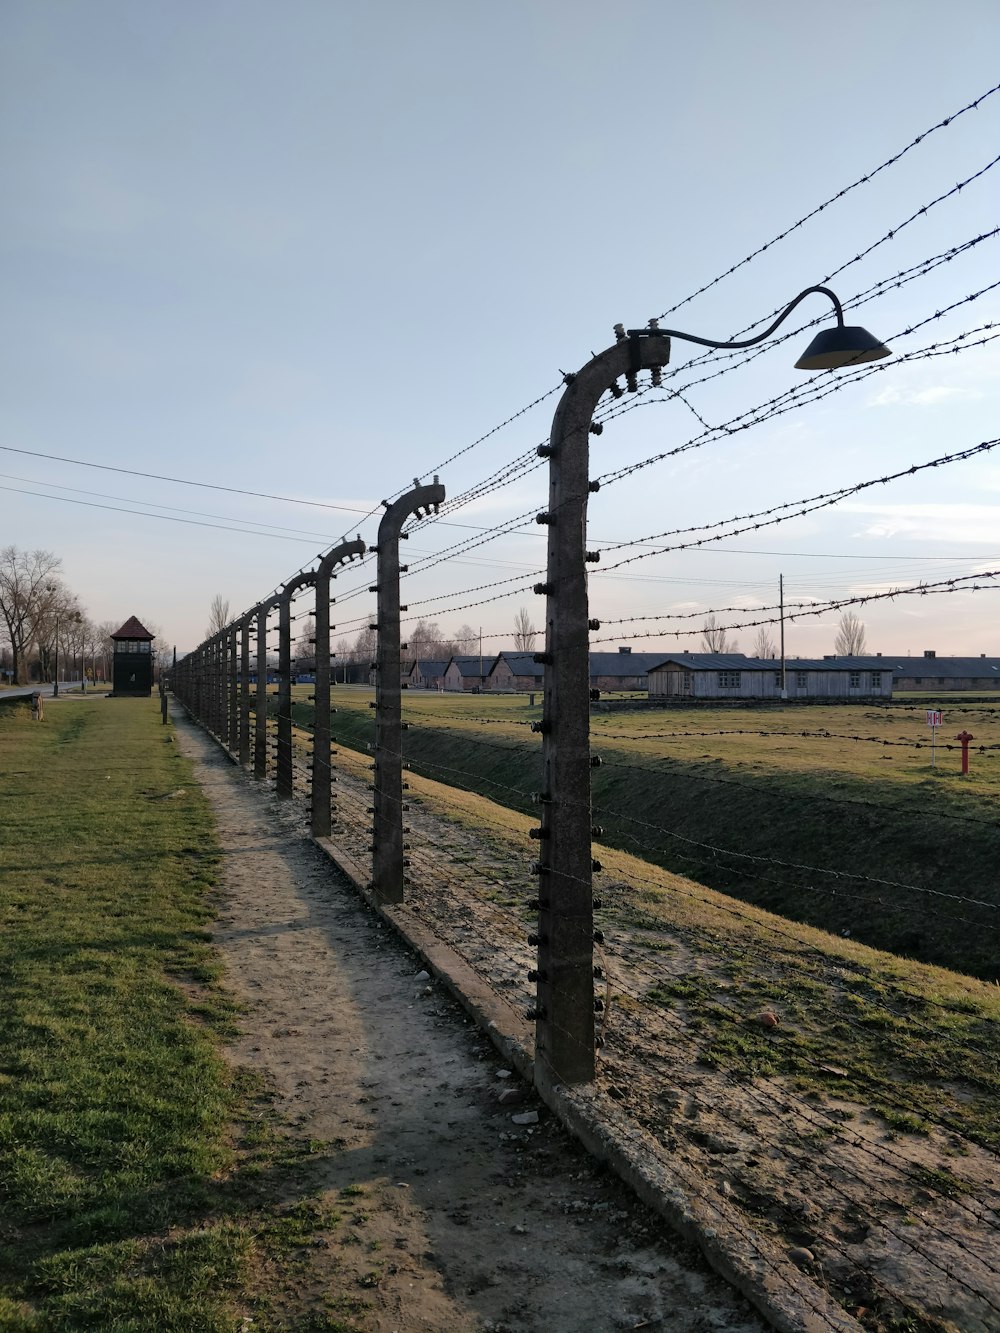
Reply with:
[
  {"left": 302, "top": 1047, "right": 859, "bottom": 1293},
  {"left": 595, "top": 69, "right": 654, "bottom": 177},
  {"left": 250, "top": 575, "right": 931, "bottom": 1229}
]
[{"left": 956, "top": 730, "right": 974, "bottom": 775}]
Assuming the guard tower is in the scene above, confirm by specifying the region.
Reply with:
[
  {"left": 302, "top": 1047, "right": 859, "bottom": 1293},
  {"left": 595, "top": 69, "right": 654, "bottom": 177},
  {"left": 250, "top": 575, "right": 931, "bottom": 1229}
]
[{"left": 110, "top": 616, "right": 154, "bottom": 697}]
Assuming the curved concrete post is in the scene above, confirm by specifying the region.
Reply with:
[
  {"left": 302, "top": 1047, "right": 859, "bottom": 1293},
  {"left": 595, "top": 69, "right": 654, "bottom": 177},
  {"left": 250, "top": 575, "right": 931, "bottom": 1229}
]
[
  {"left": 534, "top": 333, "right": 671, "bottom": 1091},
  {"left": 372, "top": 479, "right": 445, "bottom": 904},
  {"left": 238, "top": 613, "right": 252, "bottom": 766},
  {"left": 227, "top": 623, "right": 239, "bottom": 753},
  {"left": 277, "top": 570, "right": 317, "bottom": 799},
  {"left": 312, "top": 538, "right": 366, "bottom": 837},
  {"left": 254, "top": 600, "right": 278, "bottom": 778}
]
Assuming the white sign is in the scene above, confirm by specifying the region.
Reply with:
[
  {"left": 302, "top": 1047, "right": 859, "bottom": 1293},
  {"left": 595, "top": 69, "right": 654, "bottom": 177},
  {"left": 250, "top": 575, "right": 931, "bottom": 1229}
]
[{"left": 926, "top": 709, "right": 943, "bottom": 727}]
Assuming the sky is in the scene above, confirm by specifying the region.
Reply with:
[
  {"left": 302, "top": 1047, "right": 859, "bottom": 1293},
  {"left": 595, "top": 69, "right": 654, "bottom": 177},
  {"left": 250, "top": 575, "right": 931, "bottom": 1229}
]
[{"left": 2, "top": 1, "right": 1000, "bottom": 660}]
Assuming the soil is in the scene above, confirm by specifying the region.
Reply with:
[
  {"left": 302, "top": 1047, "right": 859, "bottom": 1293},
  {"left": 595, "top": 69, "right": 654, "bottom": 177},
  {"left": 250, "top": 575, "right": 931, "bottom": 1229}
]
[
  {"left": 295, "top": 727, "right": 1000, "bottom": 1333},
  {"left": 174, "top": 712, "right": 769, "bottom": 1333}
]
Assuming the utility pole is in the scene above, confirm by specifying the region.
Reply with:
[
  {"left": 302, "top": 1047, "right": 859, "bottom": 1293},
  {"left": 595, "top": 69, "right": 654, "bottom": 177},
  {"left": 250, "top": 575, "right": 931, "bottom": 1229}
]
[
  {"left": 371, "top": 479, "right": 444, "bottom": 904},
  {"left": 779, "top": 573, "right": 787, "bottom": 698}
]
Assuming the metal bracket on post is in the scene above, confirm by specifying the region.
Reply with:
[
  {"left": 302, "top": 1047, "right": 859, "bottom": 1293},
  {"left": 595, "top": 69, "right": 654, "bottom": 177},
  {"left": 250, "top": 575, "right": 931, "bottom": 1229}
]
[
  {"left": 276, "top": 571, "right": 317, "bottom": 799},
  {"left": 372, "top": 479, "right": 445, "bottom": 904},
  {"left": 312, "top": 538, "right": 366, "bottom": 837},
  {"left": 534, "top": 332, "right": 671, "bottom": 1092}
]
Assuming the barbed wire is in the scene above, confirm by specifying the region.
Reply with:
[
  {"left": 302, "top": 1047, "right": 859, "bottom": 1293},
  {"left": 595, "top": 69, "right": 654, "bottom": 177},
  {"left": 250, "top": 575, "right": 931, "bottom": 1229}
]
[
  {"left": 597, "top": 431, "right": 1000, "bottom": 568},
  {"left": 593, "top": 726, "right": 1000, "bottom": 753},
  {"left": 654, "top": 80, "right": 1000, "bottom": 321},
  {"left": 591, "top": 570, "right": 1000, "bottom": 644},
  {"left": 596, "top": 290, "right": 1000, "bottom": 489}
]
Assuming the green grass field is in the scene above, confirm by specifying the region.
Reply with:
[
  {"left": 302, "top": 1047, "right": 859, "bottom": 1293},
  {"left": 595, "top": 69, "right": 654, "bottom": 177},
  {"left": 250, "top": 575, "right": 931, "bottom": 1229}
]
[
  {"left": 293, "top": 686, "right": 1000, "bottom": 980},
  {"left": 0, "top": 697, "right": 348, "bottom": 1332}
]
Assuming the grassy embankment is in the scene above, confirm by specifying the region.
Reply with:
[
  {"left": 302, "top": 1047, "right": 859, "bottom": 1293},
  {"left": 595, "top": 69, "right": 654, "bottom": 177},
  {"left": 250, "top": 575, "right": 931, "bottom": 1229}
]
[
  {"left": 0, "top": 698, "right": 351, "bottom": 1333},
  {"left": 292, "top": 686, "right": 1000, "bottom": 980},
  {"left": 289, "top": 705, "right": 1000, "bottom": 1155}
]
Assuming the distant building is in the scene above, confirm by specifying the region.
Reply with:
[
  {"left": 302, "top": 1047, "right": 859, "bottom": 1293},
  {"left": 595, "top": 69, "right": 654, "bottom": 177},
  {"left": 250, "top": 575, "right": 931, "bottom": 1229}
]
[
  {"left": 405, "top": 659, "right": 449, "bottom": 690},
  {"left": 647, "top": 653, "right": 892, "bottom": 700},
  {"left": 488, "top": 652, "right": 545, "bottom": 692},
  {"left": 829, "top": 652, "right": 1000, "bottom": 693},
  {"left": 443, "top": 655, "right": 493, "bottom": 691},
  {"left": 589, "top": 648, "right": 667, "bottom": 693}
]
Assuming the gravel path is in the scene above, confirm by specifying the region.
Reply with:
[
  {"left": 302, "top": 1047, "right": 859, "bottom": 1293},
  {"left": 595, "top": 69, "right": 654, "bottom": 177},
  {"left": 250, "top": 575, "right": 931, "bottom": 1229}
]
[{"left": 175, "top": 709, "right": 767, "bottom": 1333}]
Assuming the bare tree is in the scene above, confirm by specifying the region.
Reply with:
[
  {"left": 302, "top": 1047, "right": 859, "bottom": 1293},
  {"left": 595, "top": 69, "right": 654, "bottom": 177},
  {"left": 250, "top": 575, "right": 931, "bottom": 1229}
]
[
  {"left": 701, "top": 614, "right": 738, "bottom": 654},
  {"left": 751, "top": 626, "right": 777, "bottom": 659},
  {"left": 834, "top": 610, "right": 867, "bottom": 656},
  {"left": 452, "top": 623, "right": 479, "bottom": 654},
  {"left": 296, "top": 615, "right": 316, "bottom": 672},
  {"left": 407, "top": 619, "right": 444, "bottom": 661},
  {"left": 0, "top": 547, "right": 63, "bottom": 684},
  {"left": 513, "top": 606, "right": 538, "bottom": 651},
  {"left": 205, "top": 593, "right": 231, "bottom": 639},
  {"left": 96, "top": 620, "right": 119, "bottom": 684}
]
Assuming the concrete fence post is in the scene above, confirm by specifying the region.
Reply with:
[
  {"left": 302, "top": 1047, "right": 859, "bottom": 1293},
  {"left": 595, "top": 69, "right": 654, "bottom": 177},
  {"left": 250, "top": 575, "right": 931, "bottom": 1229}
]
[
  {"left": 277, "top": 571, "right": 317, "bottom": 800},
  {"left": 533, "top": 332, "right": 671, "bottom": 1091},
  {"left": 254, "top": 602, "right": 274, "bottom": 778},
  {"left": 312, "top": 538, "right": 366, "bottom": 837},
  {"left": 371, "top": 479, "right": 445, "bottom": 904},
  {"left": 193, "top": 644, "right": 204, "bottom": 728},
  {"left": 227, "top": 624, "right": 239, "bottom": 754},
  {"left": 213, "top": 633, "right": 223, "bottom": 738},
  {"left": 239, "top": 614, "right": 252, "bottom": 765}
]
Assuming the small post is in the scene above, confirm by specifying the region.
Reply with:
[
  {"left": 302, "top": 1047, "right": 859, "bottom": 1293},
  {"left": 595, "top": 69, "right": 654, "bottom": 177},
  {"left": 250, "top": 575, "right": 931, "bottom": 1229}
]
[
  {"left": 161, "top": 691, "right": 168, "bottom": 724},
  {"left": 926, "top": 708, "right": 943, "bottom": 768},
  {"left": 956, "top": 729, "right": 974, "bottom": 776},
  {"left": 312, "top": 538, "right": 366, "bottom": 837},
  {"left": 277, "top": 571, "right": 317, "bottom": 799},
  {"left": 779, "top": 573, "right": 787, "bottom": 699},
  {"left": 372, "top": 479, "right": 445, "bottom": 903}
]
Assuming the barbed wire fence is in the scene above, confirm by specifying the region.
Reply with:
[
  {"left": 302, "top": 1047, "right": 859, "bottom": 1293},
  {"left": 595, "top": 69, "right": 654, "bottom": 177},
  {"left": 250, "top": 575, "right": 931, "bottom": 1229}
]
[{"left": 167, "top": 84, "right": 1000, "bottom": 1333}]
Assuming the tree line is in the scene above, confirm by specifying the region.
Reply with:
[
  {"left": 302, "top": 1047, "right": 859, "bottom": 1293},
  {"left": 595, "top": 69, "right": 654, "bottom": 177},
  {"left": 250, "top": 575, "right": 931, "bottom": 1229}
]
[
  {"left": 0, "top": 546, "right": 161, "bottom": 687},
  {"left": 700, "top": 609, "right": 867, "bottom": 657}
]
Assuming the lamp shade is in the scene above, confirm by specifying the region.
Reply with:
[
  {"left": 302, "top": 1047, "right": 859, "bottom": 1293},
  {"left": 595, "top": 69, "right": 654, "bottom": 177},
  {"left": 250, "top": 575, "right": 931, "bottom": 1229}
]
[{"left": 795, "top": 325, "right": 891, "bottom": 370}]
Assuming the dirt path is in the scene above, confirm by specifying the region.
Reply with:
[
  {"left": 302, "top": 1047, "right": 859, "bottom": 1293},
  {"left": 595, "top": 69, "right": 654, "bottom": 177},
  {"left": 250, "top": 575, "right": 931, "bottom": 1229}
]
[{"left": 174, "top": 711, "right": 767, "bottom": 1333}]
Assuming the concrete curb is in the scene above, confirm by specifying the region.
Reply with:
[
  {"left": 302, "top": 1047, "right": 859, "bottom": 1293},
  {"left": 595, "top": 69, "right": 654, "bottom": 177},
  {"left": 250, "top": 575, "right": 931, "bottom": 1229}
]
[{"left": 312, "top": 835, "right": 862, "bottom": 1333}]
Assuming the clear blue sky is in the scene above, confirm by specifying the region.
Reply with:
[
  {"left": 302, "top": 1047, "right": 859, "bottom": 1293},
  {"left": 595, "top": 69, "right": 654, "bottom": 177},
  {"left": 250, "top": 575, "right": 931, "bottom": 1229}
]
[{"left": 2, "top": 1, "right": 999, "bottom": 657}]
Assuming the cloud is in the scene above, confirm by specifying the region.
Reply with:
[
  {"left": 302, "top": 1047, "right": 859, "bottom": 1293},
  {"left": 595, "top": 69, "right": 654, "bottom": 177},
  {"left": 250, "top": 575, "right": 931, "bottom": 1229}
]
[
  {"left": 869, "top": 384, "right": 983, "bottom": 408},
  {"left": 840, "top": 501, "right": 1000, "bottom": 545}
]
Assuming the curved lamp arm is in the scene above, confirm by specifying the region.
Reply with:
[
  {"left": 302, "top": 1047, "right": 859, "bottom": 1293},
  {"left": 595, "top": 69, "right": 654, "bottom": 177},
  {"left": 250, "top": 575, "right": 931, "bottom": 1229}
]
[
  {"left": 630, "top": 285, "right": 844, "bottom": 351},
  {"left": 626, "top": 285, "right": 889, "bottom": 370}
]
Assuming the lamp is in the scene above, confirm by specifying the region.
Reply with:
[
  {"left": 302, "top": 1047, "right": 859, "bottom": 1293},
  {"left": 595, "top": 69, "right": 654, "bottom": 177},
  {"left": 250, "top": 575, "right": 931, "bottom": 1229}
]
[{"left": 628, "top": 284, "right": 890, "bottom": 370}]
